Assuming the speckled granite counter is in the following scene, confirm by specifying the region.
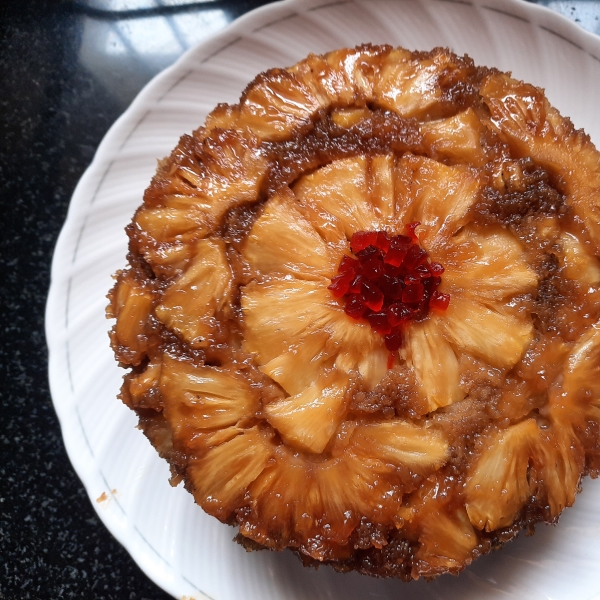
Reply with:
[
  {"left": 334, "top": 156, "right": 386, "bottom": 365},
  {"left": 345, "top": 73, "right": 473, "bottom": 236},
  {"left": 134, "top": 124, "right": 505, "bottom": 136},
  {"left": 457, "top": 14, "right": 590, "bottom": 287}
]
[{"left": 1, "top": 1, "right": 598, "bottom": 598}]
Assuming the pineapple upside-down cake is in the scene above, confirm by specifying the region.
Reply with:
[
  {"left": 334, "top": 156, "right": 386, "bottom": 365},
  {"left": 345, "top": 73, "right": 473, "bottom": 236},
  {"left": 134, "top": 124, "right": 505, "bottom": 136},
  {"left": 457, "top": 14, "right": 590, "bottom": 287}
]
[{"left": 108, "top": 45, "right": 600, "bottom": 580}]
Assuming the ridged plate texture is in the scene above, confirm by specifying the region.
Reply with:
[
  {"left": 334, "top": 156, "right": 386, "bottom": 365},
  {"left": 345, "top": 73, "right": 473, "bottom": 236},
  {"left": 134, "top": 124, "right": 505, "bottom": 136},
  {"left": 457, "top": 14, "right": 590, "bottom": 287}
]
[{"left": 46, "top": 0, "right": 600, "bottom": 598}]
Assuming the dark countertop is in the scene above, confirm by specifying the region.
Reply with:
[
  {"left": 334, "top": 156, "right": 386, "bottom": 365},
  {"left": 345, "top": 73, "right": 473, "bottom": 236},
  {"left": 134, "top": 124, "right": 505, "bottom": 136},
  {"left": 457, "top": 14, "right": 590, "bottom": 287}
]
[{"left": 1, "top": 1, "right": 599, "bottom": 598}]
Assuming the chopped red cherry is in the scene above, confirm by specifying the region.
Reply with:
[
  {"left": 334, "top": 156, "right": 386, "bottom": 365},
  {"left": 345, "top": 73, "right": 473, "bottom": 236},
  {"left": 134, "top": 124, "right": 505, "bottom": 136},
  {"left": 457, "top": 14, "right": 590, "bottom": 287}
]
[
  {"left": 355, "top": 245, "right": 382, "bottom": 261},
  {"left": 327, "top": 270, "right": 353, "bottom": 297},
  {"left": 375, "top": 230, "right": 391, "bottom": 253},
  {"left": 387, "top": 302, "right": 415, "bottom": 326},
  {"left": 383, "top": 262, "right": 402, "bottom": 277},
  {"left": 345, "top": 295, "right": 367, "bottom": 318},
  {"left": 349, "top": 273, "right": 364, "bottom": 294},
  {"left": 385, "top": 246, "right": 408, "bottom": 267},
  {"left": 414, "top": 264, "right": 430, "bottom": 279},
  {"left": 391, "top": 235, "right": 412, "bottom": 249},
  {"left": 368, "top": 312, "right": 393, "bottom": 335},
  {"left": 351, "top": 231, "right": 378, "bottom": 253},
  {"left": 406, "top": 221, "right": 421, "bottom": 241},
  {"left": 377, "top": 274, "right": 403, "bottom": 300},
  {"left": 403, "top": 244, "right": 428, "bottom": 270},
  {"left": 338, "top": 255, "right": 359, "bottom": 274},
  {"left": 361, "top": 280, "right": 384, "bottom": 311},
  {"left": 402, "top": 282, "right": 424, "bottom": 304},
  {"left": 330, "top": 228, "right": 450, "bottom": 366},
  {"left": 361, "top": 256, "right": 385, "bottom": 280},
  {"left": 385, "top": 235, "right": 411, "bottom": 266},
  {"left": 430, "top": 291, "right": 451, "bottom": 311},
  {"left": 385, "top": 330, "right": 403, "bottom": 351},
  {"left": 429, "top": 262, "right": 444, "bottom": 276}
]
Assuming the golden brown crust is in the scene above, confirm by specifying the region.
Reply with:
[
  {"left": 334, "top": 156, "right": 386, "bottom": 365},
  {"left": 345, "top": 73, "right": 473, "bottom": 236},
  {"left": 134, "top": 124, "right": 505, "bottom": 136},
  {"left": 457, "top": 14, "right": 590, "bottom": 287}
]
[{"left": 108, "top": 45, "right": 600, "bottom": 580}]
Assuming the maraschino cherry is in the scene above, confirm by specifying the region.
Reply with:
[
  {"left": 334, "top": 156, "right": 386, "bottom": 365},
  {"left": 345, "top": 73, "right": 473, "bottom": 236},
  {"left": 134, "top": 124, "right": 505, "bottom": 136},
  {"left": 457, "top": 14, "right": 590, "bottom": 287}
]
[{"left": 328, "top": 223, "right": 450, "bottom": 368}]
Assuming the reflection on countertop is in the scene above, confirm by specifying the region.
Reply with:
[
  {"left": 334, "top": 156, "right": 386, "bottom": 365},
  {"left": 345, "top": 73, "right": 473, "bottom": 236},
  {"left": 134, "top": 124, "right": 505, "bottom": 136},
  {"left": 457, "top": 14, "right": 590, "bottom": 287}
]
[{"left": 531, "top": 0, "right": 600, "bottom": 35}]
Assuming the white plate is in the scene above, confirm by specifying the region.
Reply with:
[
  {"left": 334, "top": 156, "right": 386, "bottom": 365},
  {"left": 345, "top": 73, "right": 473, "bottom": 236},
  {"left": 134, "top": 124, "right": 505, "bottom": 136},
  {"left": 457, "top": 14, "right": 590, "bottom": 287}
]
[{"left": 46, "top": 1, "right": 600, "bottom": 598}]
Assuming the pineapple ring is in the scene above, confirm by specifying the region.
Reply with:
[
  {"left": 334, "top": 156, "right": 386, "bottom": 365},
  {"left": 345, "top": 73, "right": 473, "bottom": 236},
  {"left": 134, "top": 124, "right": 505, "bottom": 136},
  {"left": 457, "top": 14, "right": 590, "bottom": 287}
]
[{"left": 110, "top": 45, "right": 600, "bottom": 580}]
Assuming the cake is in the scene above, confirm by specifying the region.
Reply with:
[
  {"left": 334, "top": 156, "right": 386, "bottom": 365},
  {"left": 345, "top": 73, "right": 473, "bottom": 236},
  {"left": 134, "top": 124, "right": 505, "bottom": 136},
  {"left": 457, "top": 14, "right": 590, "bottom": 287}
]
[{"left": 107, "top": 45, "right": 600, "bottom": 580}]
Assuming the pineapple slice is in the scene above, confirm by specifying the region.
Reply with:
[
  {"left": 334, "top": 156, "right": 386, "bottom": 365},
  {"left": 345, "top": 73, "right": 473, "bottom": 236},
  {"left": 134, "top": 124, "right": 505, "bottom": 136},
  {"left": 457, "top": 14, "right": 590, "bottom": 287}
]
[
  {"left": 122, "top": 360, "right": 162, "bottom": 410},
  {"left": 260, "top": 341, "right": 333, "bottom": 397},
  {"left": 188, "top": 427, "right": 272, "bottom": 519},
  {"left": 351, "top": 421, "right": 448, "bottom": 475},
  {"left": 196, "top": 129, "right": 267, "bottom": 210},
  {"left": 137, "top": 129, "right": 266, "bottom": 247},
  {"left": 287, "top": 51, "right": 348, "bottom": 106},
  {"left": 312, "top": 451, "right": 399, "bottom": 528},
  {"left": 395, "top": 154, "right": 482, "bottom": 249},
  {"left": 421, "top": 108, "right": 488, "bottom": 166},
  {"left": 241, "top": 278, "right": 333, "bottom": 367},
  {"left": 465, "top": 419, "right": 539, "bottom": 530},
  {"left": 560, "top": 232, "right": 600, "bottom": 285},
  {"left": 140, "top": 240, "right": 196, "bottom": 279},
  {"left": 467, "top": 368, "right": 582, "bottom": 521},
  {"left": 260, "top": 334, "right": 339, "bottom": 397},
  {"left": 330, "top": 45, "right": 391, "bottom": 101},
  {"left": 406, "top": 317, "right": 463, "bottom": 411},
  {"left": 134, "top": 205, "right": 211, "bottom": 244},
  {"left": 369, "top": 154, "right": 396, "bottom": 222},
  {"left": 160, "top": 355, "right": 259, "bottom": 444},
  {"left": 186, "top": 425, "right": 247, "bottom": 455},
  {"left": 555, "top": 320, "right": 600, "bottom": 426},
  {"left": 330, "top": 106, "right": 371, "bottom": 128},
  {"left": 243, "top": 455, "right": 315, "bottom": 549},
  {"left": 540, "top": 325, "right": 600, "bottom": 508},
  {"left": 245, "top": 420, "right": 447, "bottom": 555},
  {"left": 265, "top": 371, "right": 349, "bottom": 454},
  {"left": 564, "top": 321, "right": 600, "bottom": 398},
  {"left": 531, "top": 422, "right": 583, "bottom": 517},
  {"left": 481, "top": 73, "right": 600, "bottom": 246},
  {"left": 179, "top": 129, "right": 267, "bottom": 219},
  {"left": 441, "top": 294, "right": 533, "bottom": 369},
  {"left": 374, "top": 49, "right": 471, "bottom": 119},
  {"left": 413, "top": 506, "right": 477, "bottom": 577},
  {"left": 293, "top": 45, "right": 392, "bottom": 106},
  {"left": 241, "top": 277, "right": 384, "bottom": 390},
  {"left": 203, "top": 103, "right": 240, "bottom": 132},
  {"left": 109, "top": 271, "right": 153, "bottom": 366},
  {"left": 243, "top": 187, "right": 339, "bottom": 280},
  {"left": 245, "top": 449, "right": 393, "bottom": 555},
  {"left": 246, "top": 451, "right": 408, "bottom": 555},
  {"left": 293, "top": 155, "right": 380, "bottom": 242},
  {"left": 353, "top": 344, "right": 389, "bottom": 391},
  {"left": 239, "top": 69, "right": 324, "bottom": 141},
  {"left": 443, "top": 227, "right": 538, "bottom": 301},
  {"left": 155, "top": 238, "right": 232, "bottom": 348}
]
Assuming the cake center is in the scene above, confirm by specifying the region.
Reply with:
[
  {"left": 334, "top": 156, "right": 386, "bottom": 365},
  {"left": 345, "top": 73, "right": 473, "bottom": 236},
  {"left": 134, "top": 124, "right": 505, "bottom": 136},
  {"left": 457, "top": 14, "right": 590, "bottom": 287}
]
[{"left": 328, "top": 224, "right": 450, "bottom": 365}]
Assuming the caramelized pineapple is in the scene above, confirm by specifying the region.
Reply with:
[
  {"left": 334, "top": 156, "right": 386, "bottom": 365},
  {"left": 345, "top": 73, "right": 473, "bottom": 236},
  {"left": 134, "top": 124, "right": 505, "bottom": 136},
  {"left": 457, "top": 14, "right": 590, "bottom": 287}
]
[
  {"left": 109, "top": 45, "right": 600, "bottom": 580},
  {"left": 465, "top": 419, "right": 540, "bottom": 531},
  {"left": 264, "top": 370, "right": 349, "bottom": 454},
  {"left": 107, "top": 269, "right": 154, "bottom": 366},
  {"left": 155, "top": 238, "right": 233, "bottom": 348}
]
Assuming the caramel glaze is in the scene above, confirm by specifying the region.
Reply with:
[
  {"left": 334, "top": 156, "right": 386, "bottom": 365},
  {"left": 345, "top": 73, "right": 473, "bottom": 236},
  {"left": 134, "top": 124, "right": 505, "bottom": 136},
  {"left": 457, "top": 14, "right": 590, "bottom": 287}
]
[{"left": 109, "top": 46, "right": 600, "bottom": 579}]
